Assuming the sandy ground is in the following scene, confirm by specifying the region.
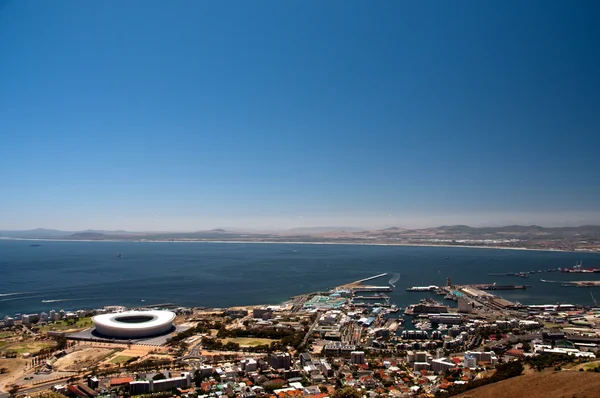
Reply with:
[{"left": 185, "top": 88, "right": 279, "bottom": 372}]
[
  {"left": 457, "top": 371, "right": 600, "bottom": 398},
  {"left": 74, "top": 341, "right": 170, "bottom": 353},
  {"left": 118, "top": 345, "right": 156, "bottom": 358},
  {"left": 53, "top": 347, "right": 114, "bottom": 371},
  {"left": 0, "top": 358, "right": 28, "bottom": 392},
  {"left": 102, "top": 345, "right": 164, "bottom": 366}
]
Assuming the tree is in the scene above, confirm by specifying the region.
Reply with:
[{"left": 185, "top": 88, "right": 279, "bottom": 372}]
[
  {"left": 8, "top": 385, "right": 20, "bottom": 397},
  {"left": 153, "top": 373, "right": 167, "bottom": 380},
  {"left": 332, "top": 386, "right": 361, "bottom": 398},
  {"left": 55, "top": 336, "right": 68, "bottom": 350}
]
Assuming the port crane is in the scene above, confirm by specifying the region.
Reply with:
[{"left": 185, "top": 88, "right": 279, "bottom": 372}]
[{"left": 591, "top": 291, "right": 597, "bottom": 307}]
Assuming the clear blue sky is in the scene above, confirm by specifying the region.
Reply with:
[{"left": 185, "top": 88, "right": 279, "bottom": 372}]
[{"left": 1, "top": 1, "right": 599, "bottom": 230}]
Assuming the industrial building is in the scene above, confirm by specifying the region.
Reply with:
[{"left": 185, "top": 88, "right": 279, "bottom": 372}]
[{"left": 129, "top": 372, "right": 192, "bottom": 394}]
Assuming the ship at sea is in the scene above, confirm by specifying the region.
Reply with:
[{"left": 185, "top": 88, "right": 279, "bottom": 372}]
[
  {"left": 406, "top": 285, "right": 438, "bottom": 292},
  {"left": 559, "top": 261, "right": 600, "bottom": 273}
]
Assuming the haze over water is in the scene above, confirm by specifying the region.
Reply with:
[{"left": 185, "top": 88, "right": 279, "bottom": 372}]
[{"left": 1, "top": 240, "right": 600, "bottom": 318}]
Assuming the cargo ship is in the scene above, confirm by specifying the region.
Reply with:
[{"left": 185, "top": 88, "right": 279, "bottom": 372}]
[
  {"left": 559, "top": 261, "right": 600, "bottom": 273},
  {"left": 406, "top": 285, "right": 438, "bottom": 292}
]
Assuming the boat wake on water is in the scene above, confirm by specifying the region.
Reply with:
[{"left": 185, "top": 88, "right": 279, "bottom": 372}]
[
  {"left": 389, "top": 273, "right": 400, "bottom": 287},
  {"left": 41, "top": 299, "right": 73, "bottom": 303},
  {"left": 0, "top": 292, "right": 32, "bottom": 297}
]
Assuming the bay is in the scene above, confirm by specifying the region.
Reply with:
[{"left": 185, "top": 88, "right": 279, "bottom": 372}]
[{"left": 1, "top": 239, "right": 600, "bottom": 318}]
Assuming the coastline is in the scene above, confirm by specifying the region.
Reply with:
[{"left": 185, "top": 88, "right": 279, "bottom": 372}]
[{"left": 0, "top": 236, "right": 591, "bottom": 254}]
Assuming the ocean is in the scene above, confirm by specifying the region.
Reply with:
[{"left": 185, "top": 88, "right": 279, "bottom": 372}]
[{"left": 1, "top": 239, "right": 600, "bottom": 318}]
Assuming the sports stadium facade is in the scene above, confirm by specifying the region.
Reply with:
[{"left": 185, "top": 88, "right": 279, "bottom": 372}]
[{"left": 92, "top": 310, "right": 175, "bottom": 339}]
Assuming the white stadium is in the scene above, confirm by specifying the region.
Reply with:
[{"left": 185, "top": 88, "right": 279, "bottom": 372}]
[{"left": 92, "top": 310, "right": 176, "bottom": 339}]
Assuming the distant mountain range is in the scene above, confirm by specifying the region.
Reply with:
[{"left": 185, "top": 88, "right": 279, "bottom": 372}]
[{"left": 2, "top": 225, "right": 600, "bottom": 250}]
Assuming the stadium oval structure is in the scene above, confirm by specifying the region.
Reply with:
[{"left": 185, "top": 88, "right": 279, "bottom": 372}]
[{"left": 92, "top": 310, "right": 176, "bottom": 338}]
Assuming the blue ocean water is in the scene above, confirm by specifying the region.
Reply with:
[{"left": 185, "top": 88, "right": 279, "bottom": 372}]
[{"left": 1, "top": 239, "right": 600, "bottom": 318}]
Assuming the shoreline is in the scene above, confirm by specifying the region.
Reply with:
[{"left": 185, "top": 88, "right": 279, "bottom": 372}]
[{"left": 1, "top": 237, "right": 595, "bottom": 254}]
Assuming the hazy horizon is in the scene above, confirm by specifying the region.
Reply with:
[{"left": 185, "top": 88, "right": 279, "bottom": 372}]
[
  {"left": 2, "top": 1, "right": 599, "bottom": 232},
  {"left": 2, "top": 210, "right": 600, "bottom": 233}
]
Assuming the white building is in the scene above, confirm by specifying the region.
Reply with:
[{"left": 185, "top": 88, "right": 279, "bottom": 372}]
[
  {"left": 431, "top": 358, "right": 455, "bottom": 372},
  {"left": 415, "top": 351, "right": 429, "bottom": 363},
  {"left": 413, "top": 362, "right": 430, "bottom": 371},
  {"left": 458, "top": 297, "right": 473, "bottom": 313},
  {"left": 241, "top": 359, "right": 258, "bottom": 372},
  {"left": 130, "top": 372, "right": 191, "bottom": 394},
  {"left": 464, "top": 351, "right": 498, "bottom": 365}
]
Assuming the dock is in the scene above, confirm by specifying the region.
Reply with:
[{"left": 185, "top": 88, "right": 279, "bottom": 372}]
[
  {"left": 354, "top": 294, "right": 390, "bottom": 300},
  {"left": 473, "top": 284, "right": 529, "bottom": 290},
  {"left": 351, "top": 286, "right": 393, "bottom": 292},
  {"left": 561, "top": 281, "right": 600, "bottom": 287},
  {"left": 338, "top": 273, "right": 388, "bottom": 288}
]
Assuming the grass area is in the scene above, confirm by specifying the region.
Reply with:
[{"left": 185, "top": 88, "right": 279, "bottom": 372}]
[
  {"left": 38, "top": 317, "right": 93, "bottom": 332},
  {"left": 0, "top": 341, "right": 56, "bottom": 355},
  {"left": 109, "top": 355, "right": 134, "bottom": 364},
  {"left": 0, "top": 332, "right": 15, "bottom": 339},
  {"left": 221, "top": 337, "right": 278, "bottom": 347},
  {"left": 571, "top": 360, "right": 600, "bottom": 371},
  {"left": 543, "top": 322, "right": 566, "bottom": 329}
]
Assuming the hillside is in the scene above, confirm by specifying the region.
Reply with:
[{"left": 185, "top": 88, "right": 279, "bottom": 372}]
[{"left": 456, "top": 371, "right": 600, "bottom": 398}]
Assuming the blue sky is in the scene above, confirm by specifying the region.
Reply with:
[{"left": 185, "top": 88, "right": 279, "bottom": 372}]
[{"left": 1, "top": 1, "right": 599, "bottom": 230}]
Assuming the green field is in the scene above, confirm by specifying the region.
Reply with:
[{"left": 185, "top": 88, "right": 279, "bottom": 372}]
[
  {"left": 38, "top": 317, "right": 93, "bottom": 332},
  {"left": 0, "top": 341, "right": 56, "bottom": 355},
  {"left": 109, "top": 355, "right": 135, "bottom": 364},
  {"left": 575, "top": 360, "right": 600, "bottom": 371},
  {"left": 221, "top": 337, "right": 277, "bottom": 347}
]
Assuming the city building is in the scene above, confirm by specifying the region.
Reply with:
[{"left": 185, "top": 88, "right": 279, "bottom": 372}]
[
  {"left": 87, "top": 377, "right": 99, "bottom": 390},
  {"left": 413, "top": 362, "right": 430, "bottom": 371},
  {"left": 268, "top": 352, "right": 291, "bottom": 370},
  {"left": 458, "top": 297, "right": 474, "bottom": 313},
  {"left": 299, "top": 352, "right": 312, "bottom": 367},
  {"left": 40, "top": 312, "right": 48, "bottom": 322},
  {"left": 415, "top": 351, "right": 429, "bottom": 363},
  {"left": 464, "top": 351, "right": 498, "bottom": 365},
  {"left": 129, "top": 373, "right": 191, "bottom": 394},
  {"left": 350, "top": 351, "right": 365, "bottom": 365},
  {"left": 252, "top": 307, "right": 273, "bottom": 320},
  {"left": 431, "top": 358, "right": 455, "bottom": 372},
  {"left": 464, "top": 354, "right": 477, "bottom": 368}
]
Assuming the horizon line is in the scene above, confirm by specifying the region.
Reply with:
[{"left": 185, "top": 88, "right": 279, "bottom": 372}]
[{"left": 2, "top": 223, "right": 600, "bottom": 234}]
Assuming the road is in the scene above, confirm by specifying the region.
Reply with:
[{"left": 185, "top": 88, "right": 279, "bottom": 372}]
[
  {"left": 291, "top": 294, "right": 309, "bottom": 313},
  {"left": 301, "top": 316, "right": 319, "bottom": 348},
  {"left": 183, "top": 340, "right": 204, "bottom": 360}
]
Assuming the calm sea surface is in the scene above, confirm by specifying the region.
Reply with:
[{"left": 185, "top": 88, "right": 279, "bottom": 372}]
[{"left": 1, "top": 239, "right": 600, "bottom": 318}]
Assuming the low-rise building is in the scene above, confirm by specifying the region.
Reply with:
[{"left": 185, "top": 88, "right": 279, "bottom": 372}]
[
  {"left": 129, "top": 372, "right": 192, "bottom": 394},
  {"left": 431, "top": 358, "right": 455, "bottom": 373}
]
